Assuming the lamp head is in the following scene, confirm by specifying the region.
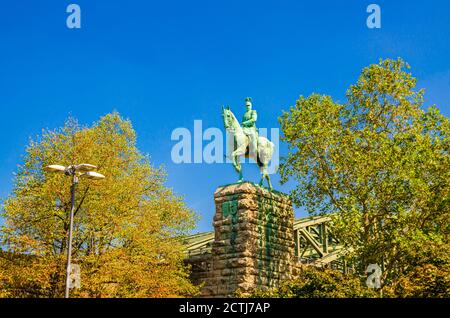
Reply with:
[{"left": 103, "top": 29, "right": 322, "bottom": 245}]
[
  {"left": 75, "top": 164, "right": 98, "bottom": 172},
  {"left": 44, "top": 165, "right": 66, "bottom": 173},
  {"left": 80, "top": 171, "right": 105, "bottom": 180}
]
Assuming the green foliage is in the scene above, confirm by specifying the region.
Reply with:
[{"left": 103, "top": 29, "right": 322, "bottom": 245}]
[
  {"left": 384, "top": 239, "right": 450, "bottom": 297},
  {"left": 248, "top": 266, "right": 376, "bottom": 298},
  {"left": 279, "top": 58, "right": 450, "bottom": 295},
  {"left": 0, "top": 112, "right": 199, "bottom": 298}
]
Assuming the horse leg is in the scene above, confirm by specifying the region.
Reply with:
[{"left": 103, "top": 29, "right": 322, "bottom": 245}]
[
  {"left": 266, "top": 172, "right": 273, "bottom": 190},
  {"left": 237, "top": 158, "right": 243, "bottom": 182},
  {"left": 231, "top": 150, "right": 243, "bottom": 182},
  {"left": 232, "top": 138, "right": 248, "bottom": 183},
  {"left": 259, "top": 165, "right": 265, "bottom": 187},
  {"left": 259, "top": 164, "right": 273, "bottom": 190},
  {"left": 257, "top": 145, "right": 266, "bottom": 187}
]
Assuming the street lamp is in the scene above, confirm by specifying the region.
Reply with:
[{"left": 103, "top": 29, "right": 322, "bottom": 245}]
[{"left": 44, "top": 163, "right": 105, "bottom": 298}]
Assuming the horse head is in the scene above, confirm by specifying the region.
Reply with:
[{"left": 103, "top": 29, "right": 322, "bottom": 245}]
[{"left": 222, "top": 106, "right": 234, "bottom": 129}]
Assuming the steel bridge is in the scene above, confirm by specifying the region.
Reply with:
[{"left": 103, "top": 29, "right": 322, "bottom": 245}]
[{"left": 184, "top": 215, "right": 347, "bottom": 269}]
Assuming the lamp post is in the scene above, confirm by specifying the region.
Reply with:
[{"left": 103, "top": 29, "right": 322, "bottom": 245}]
[{"left": 44, "top": 164, "right": 105, "bottom": 298}]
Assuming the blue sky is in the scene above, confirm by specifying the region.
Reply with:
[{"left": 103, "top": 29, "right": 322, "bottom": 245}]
[{"left": 0, "top": 0, "right": 449, "bottom": 233}]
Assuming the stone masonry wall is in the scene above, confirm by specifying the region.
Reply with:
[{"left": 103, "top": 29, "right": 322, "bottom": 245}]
[{"left": 200, "top": 182, "right": 295, "bottom": 297}]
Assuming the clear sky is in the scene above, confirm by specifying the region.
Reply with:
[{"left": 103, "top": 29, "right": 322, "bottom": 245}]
[{"left": 0, "top": 0, "right": 449, "bottom": 233}]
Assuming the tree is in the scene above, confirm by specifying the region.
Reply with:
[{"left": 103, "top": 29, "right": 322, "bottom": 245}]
[
  {"left": 0, "top": 113, "right": 199, "bottom": 298},
  {"left": 248, "top": 266, "right": 376, "bottom": 298},
  {"left": 279, "top": 59, "right": 450, "bottom": 293},
  {"left": 383, "top": 238, "right": 450, "bottom": 297}
]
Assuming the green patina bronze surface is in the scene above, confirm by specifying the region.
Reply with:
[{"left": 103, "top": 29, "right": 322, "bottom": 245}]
[
  {"left": 242, "top": 97, "right": 258, "bottom": 158},
  {"left": 221, "top": 98, "right": 275, "bottom": 189}
]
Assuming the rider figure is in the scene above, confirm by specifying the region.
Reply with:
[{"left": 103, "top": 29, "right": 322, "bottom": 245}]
[{"left": 242, "top": 97, "right": 258, "bottom": 158}]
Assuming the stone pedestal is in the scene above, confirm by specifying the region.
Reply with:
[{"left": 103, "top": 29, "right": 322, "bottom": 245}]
[{"left": 201, "top": 182, "right": 295, "bottom": 297}]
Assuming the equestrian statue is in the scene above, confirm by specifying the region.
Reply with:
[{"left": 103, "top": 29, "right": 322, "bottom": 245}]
[{"left": 221, "top": 97, "right": 275, "bottom": 189}]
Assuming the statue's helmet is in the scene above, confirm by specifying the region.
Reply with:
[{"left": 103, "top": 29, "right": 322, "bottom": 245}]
[{"left": 245, "top": 97, "right": 252, "bottom": 107}]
